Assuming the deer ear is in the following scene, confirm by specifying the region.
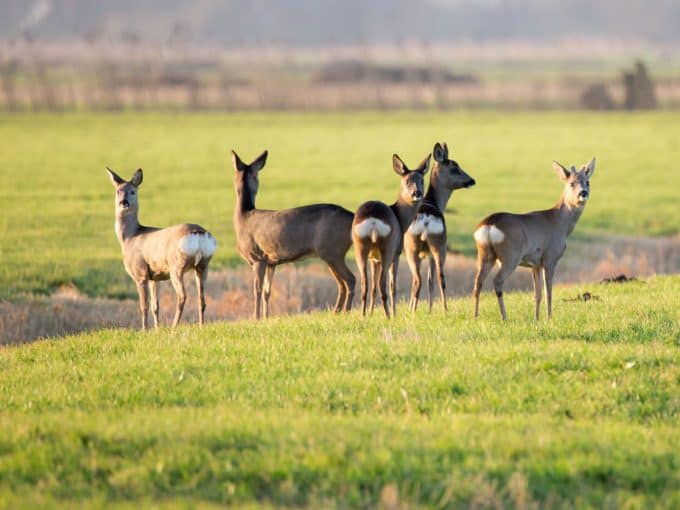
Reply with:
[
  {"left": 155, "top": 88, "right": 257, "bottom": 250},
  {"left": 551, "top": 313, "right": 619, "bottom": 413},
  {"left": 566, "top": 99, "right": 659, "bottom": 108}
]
[
  {"left": 106, "top": 167, "right": 125, "bottom": 187},
  {"left": 392, "top": 154, "right": 408, "bottom": 176},
  {"left": 130, "top": 168, "right": 143, "bottom": 187},
  {"left": 585, "top": 157, "right": 596, "bottom": 178},
  {"left": 552, "top": 161, "right": 570, "bottom": 182},
  {"left": 416, "top": 154, "right": 431, "bottom": 175},
  {"left": 231, "top": 150, "right": 248, "bottom": 172},
  {"left": 250, "top": 150, "right": 268, "bottom": 172},
  {"left": 433, "top": 142, "right": 446, "bottom": 163}
]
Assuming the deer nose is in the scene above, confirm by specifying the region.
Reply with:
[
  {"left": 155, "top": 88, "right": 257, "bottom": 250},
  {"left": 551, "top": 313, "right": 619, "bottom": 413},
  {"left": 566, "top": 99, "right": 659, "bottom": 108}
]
[
  {"left": 412, "top": 190, "right": 422, "bottom": 200},
  {"left": 468, "top": 178, "right": 476, "bottom": 187},
  {"left": 579, "top": 190, "right": 589, "bottom": 199}
]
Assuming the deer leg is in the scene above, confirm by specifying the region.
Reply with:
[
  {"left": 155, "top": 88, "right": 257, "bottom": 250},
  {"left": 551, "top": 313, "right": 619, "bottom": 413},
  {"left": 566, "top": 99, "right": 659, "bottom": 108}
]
[
  {"left": 262, "top": 265, "right": 275, "bottom": 319},
  {"left": 493, "top": 257, "right": 520, "bottom": 321},
  {"left": 369, "top": 260, "right": 381, "bottom": 316},
  {"left": 338, "top": 260, "right": 356, "bottom": 312},
  {"left": 433, "top": 246, "right": 447, "bottom": 312},
  {"left": 472, "top": 251, "right": 494, "bottom": 318},
  {"left": 170, "top": 271, "right": 187, "bottom": 328},
  {"left": 389, "top": 257, "right": 399, "bottom": 318},
  {"left": 149, "top": 280, "right": 160, "bottom": 329},
  {"left": 326, "top": 263, "right": 345, "bottom": 313},
  {"left": 532, "top": 267, "right": 543, "bottom": 320},
  {"left": 406, "top": 250, "right": 421, "bottom": 313},
  {"left": 136, "top": 279, "right": 149, "bottom": 330},
  {"left": 379, "top": 262, "right": 390, "bottom": 318},
  {"left": 354, "top": 243, "right": 370, "bottom": 317},
  {"left": 426, "top": 258, "right": 435, "bottom": 312},
  {"left": 252, "top": 262, "right": 266, "bottom": 320},
  {"left": 543, "top": 265, "right": 556, "bottom": 320},
  {"left": 194, "top": 266, "right": 208, "bottom": 326}
]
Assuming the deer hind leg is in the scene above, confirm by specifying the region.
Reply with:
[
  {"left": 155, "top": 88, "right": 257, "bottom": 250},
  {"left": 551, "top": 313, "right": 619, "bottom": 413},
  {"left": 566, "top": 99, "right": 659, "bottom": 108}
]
[
  {"left": 472, "top": 249, "right": 494, "bottom": 318},
  {"left": 492, "top": 255, "right": 521, "bottom": 321},
  {"left": 169, "top": 271, "right": 187, "bottom": 328},
  {"left": 432, "top": 244, "right": 447, "bottom": 312},
  {"left": 378, "top": 262, "right": 390, "bottom": 318},
  {"left": 531, "top": 267, "right": 543, "bottom": 320},
  {"left": 388, "top": 257, "right": 399, "bottom": 318},
  {"left": 251, "top": 261, "right": 266, "bottom": 320},
  {"left": 369, "top": 260, "right": 381, "bottom": 316},
  {"left": 262, "top": 265, "right": 275, "bottom": 319},
  {"left": 194, "top": 265, "right": 208, "bottom": 326},
  {"left": 149, "top": 280, "right": 160, "bottom": 329},
  {"left": 326, "top": 258, "right": 355, "bottom": 313},
  {"left": 355, "top": 244, "right": 370, "bottom": 317},
  {"left": 543, "top": 265, "right": 556, "bottom": 320},
  {"left": 406, "top": 249, "right": 422, "bottom": 313},
  {"left": 136, "top": 279, "right": 149, "bottom": 330}
]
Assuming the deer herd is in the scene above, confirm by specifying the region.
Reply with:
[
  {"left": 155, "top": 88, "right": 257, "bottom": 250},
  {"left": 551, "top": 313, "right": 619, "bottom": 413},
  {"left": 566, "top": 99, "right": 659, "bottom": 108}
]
[{"left": 106, "top": 143, "right": 596, "bottom": 329}]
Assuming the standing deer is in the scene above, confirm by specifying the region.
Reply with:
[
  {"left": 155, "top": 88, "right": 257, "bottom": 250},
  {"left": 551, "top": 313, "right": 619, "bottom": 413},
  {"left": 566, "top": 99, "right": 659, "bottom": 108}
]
[
  {"left": 404, "top": 142, "right": 476, "bottom": 312},
  {"left": 106, "top": 168, "right": 216, "bottom": 329},
  {"left": 353, "top": 153, "right": 430, "bottom": 318},
  {"left": 231, "top": 150, "right": 356, "bottom": 319},
  {"left": 472, "top": 157, "right": 596, "bottom": 320}
]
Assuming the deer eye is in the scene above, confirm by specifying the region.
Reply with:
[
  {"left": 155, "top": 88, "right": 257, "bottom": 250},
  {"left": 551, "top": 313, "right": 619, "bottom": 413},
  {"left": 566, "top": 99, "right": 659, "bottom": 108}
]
[
  {"left": 570, "top": 182, "right": 576, "bottom": 188},
  {"left": 130, "top": 190, "right": 136, "bottom": 195}
]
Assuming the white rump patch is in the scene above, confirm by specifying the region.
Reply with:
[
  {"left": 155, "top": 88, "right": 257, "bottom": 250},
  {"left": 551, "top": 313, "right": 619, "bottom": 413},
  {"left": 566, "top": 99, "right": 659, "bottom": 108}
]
[
  {"left": 179, "top": 232, "right": 216, "bottom": 263},
  {"left": 353, "top": 218, "right": 392, "bottom": 242},
  {"left": 474, "top": 225, "right": 505, "bottom": 245},
  {"left": 409, "top": 214, "right": 444, "bottom": 241}
]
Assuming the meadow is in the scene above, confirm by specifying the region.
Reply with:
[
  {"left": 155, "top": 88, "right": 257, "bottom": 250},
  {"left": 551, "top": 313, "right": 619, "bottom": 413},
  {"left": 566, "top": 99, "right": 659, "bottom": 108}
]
[
  {"left": 1, "top": 111, "right": 679, "bottom": 508},
  {"left": 0, "top": 111, "right": 679, "bottom": 300},
  {"left": 1, "top": 275, "right": 679, "bottom": 508}
]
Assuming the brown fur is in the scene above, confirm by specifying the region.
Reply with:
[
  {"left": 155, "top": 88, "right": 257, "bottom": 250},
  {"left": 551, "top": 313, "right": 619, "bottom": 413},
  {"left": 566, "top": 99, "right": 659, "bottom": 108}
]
[
  {"left": 232, "top": 150, "right": 356, "bottom": 319},
  {"left": 472, "top": 157, "right": 596, "bottom": 320}
]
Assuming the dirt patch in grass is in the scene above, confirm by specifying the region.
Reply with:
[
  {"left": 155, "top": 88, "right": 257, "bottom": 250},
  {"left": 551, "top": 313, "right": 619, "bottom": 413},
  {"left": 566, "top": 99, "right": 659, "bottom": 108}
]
[{"left": 1, "top": 235, "right": 678, "bottom": 345}]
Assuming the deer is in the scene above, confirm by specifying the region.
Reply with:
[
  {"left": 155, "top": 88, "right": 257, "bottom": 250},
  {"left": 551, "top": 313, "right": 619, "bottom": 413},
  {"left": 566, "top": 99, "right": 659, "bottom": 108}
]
[
  {"left": 231, "top": 150, "right": 356, "bottom": 320},
  {"left": 352, "top": 153, "right": 430, "bottom": 318},
  {"left": 106, "top": 167, "right": 216, "bottom": 330},
  {"left": 404, "top": 142, "right": 476, "bottom": 313},
  {"left": 472, "top": 157, "right": 596, "bottom": 321}
]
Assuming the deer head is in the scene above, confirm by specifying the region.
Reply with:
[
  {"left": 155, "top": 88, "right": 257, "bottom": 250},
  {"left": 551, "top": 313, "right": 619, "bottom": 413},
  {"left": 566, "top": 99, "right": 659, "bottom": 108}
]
[
  {"left": 392, "top": 153, "right": 430, "bottom": 205},
  {"left": 553, "top": 157, "right": 596, "bottom": 209}
]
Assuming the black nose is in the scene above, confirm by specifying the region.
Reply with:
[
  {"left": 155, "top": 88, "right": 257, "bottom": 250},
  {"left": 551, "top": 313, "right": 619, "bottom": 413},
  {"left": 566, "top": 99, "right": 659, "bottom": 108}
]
[
  {"left": 468, "top": 178, "right": 476, "bottom": 187},
  {"left": 120, "top": 199, "right": 129, "bottom": 208},
  {"left": 579, "top": 190, "right": 588, "bottom": 198},
  {"left": 413, "top": 191, "right": 422, "bottom": 199}
]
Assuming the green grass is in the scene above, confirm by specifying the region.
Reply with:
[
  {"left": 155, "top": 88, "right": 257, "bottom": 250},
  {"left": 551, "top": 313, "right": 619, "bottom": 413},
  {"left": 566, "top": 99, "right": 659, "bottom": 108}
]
[
  {"left": 1, "top": 275, "right": 679, "bottom": 508},
  {"left": 0, "top": 111, "right": 679, "bottom": 300}
]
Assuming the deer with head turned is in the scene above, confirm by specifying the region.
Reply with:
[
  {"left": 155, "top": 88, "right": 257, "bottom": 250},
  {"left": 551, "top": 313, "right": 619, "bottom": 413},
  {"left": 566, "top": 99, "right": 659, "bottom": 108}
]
[
  {"left": 232, "top": 150, "right": 356, "bottom": 320},
  {"left": 352, "top": 153, "right": 430, "bottom": 318},
  {"left": 404, "top": 141, "right": 476, "bottom": 312},
  {"left": 472, "top": 157, "right": 596, "bottom": 321},
  {"left": 106, "top": 168, "right": 216, "bottom": 329}
]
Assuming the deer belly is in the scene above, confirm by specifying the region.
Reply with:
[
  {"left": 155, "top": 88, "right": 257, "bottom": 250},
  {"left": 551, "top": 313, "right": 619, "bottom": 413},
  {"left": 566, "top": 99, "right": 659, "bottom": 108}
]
[{"left": 520, "top": 249, "right": 543, "bottom": 267}]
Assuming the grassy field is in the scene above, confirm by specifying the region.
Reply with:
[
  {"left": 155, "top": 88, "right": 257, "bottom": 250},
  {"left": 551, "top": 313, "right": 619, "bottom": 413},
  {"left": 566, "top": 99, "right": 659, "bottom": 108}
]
[
  {"left": 0, "top": 111, "right": 679, "bottom": 300},
  {"left": 0, "top": 275, "right": 678, "bottom": 508}
]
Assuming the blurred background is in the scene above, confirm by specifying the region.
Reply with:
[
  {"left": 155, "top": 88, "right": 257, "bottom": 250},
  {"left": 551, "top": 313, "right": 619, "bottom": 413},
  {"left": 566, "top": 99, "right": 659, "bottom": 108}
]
[{"left": 1, "top": 0, "right": 679, "bottom": 111}]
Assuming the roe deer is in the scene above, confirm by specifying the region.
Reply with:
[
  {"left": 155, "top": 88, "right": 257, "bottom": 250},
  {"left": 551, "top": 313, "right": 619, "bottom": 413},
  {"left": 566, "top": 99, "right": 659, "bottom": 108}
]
[
  {"left": 404, "top": 142, "right": 475, "bottom": 312},
  {"left": 352, "top": 153, "right": 430, "bottom": 318},
  {"left": 106, "top": 168, "right": 216, "bottom": 329},
  {"left": 472, "top": 157, "right": 596, "bottom": 320},
  {"left": 231, "top": 150, "right": 356, "bottom": 319}
]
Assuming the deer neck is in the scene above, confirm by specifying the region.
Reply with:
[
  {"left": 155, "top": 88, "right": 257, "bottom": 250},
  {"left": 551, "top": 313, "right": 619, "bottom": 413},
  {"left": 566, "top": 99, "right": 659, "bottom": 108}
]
[
  {"left": 235, "top": 183, "right": 256, "bottom": 216},
  {"left": 423, "top": 169, "right": 452, "bottom": 212},
  {"left": 391, "top": 197, "right": 420, "bottom": 233},
  {"left": 554, "top": 195, "right": 585, "bottom": 237},
  {"left": 115, "top": 210, "right": 140, "bottom": 244}
]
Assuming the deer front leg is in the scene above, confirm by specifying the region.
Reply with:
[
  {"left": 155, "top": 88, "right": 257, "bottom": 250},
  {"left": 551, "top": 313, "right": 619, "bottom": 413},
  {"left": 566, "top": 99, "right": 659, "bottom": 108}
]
[
  {"left": 194, "top": 266, "right": 208, "bottom": 326},
  {"left": 136, "top": 279, "right": 149, "bottom": 330},
  {"left": 149, "top": 280, "right": 160, "bottom": 329},
  {"left": 531, "top": 267, "right": 543, "bottom": 320},
  {"left": 252, "top": 261, "right": 266, "bottom": 320},
  {"left": 543, "top": 265, "right": 556, "bottom": 320},
  {"left": 169, "top": 271, "right": 187, "bottom": 328},
  {"left": 262, "top": 265, "right": 275, "bottom": 319}
]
